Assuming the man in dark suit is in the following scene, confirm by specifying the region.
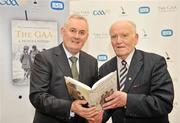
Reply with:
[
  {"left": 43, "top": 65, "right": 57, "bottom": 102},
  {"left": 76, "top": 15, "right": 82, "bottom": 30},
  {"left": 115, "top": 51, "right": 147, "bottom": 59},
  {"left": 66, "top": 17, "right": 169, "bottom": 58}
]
[
  {"left": 29, "top": 15, "right": 100, "bottom": 123},
  {"left": 99, "top": 20, "right": 174, "bottom": 123}
]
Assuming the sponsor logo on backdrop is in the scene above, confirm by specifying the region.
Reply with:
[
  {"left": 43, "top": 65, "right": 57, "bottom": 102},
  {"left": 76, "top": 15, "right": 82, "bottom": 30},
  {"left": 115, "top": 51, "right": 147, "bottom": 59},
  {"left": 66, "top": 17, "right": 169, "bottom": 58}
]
[
  {"left": 93, "top": 10, "right": 106, "bottom": 16},
  {"left": 33, "top": 0, "right": 37, "bottom": 4},
  {"left": 142, "top": 29, "right": 148, "bottom": 37},
  {"left": 138, "top": 6, "right": 150, "bottom": 14},
  {"left": 0, "top": 0, "right": 19, "bottom": 6},
  {"left": 165, "top": 51, "right": 171, "bottom": 61},
  {"left": 161, "top": 29, "right": 173, "bottom": 37},
  {"left": 71, "top": 10, "right": 90, "bottom": 17},
  {"left": 158, "top": 5, "right": 177, "bottom": 12},
  {"left": 93, "top": 33, "right": 109, "bottom": 39},
  {"left": 51, "top": 0, "right": 64, "bottom": 10},
  {"left": 92, "top": 9, "right": 111, "bottom": 16},
  {"left": 97, "top": 54, "right": 108, "bottom": 61},
  {"left": 72, "top": 9, "right": 111, "bottom": 17},
  {"left": 140, "top": 29, "right": 150, "bottom": 40},
  {"left": 120, "top": 6, "right": 126, "bottom": 15},
  {"left": 162, "top": 51, "right": 172, "bottom": 63},
  {"left": 119, "top": 6, "right": 128, "bottom": 16}
]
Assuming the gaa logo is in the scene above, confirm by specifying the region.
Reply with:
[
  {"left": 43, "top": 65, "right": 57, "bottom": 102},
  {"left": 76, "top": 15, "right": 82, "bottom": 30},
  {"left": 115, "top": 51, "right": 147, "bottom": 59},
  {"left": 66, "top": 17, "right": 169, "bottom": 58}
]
[
  {"left": 139, "top": 6, "right": 150, "bottom": 14},
  {"left": 161, "top": 29, "right": 173, "bottom": 37},
  {"left": 51, "top": 0, "right": 64, "bottom": 10},
  {"left": 0, "top": 0, "right": 19, "bottom": 6},
  {"left": 93, "top": 10, "right": 106, "bottom": 16},
  {"left": 97, "top": 54, "right": 108, "bottom": 61}
]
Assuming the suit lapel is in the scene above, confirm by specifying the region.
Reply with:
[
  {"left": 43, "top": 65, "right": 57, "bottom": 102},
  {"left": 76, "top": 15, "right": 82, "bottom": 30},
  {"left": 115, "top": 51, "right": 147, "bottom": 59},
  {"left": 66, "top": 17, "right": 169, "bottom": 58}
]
[
  {"left": 53, "top": 44, "right": 72, "bottom": 77},
  {"left": 110, "top": 57, "right": 120, "bottom": 89},
  {"left": 78, "top": 52, "right": 86, "bottom": 83},
  {"left": 110, "top": 57, "right": 118, "bottom": 72},
  {"left": 105, "top": 57, "right": 119, "bottom": 90},
  {"left": 123, "top": 50, "right": 143, "bottom": 92}
]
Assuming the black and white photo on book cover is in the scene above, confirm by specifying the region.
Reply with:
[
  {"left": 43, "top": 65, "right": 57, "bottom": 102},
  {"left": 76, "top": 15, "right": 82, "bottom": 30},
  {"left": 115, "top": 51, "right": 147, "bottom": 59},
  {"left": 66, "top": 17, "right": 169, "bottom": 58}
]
[{"left": 12, "top": 20, "right": 58, "bottom": 86}]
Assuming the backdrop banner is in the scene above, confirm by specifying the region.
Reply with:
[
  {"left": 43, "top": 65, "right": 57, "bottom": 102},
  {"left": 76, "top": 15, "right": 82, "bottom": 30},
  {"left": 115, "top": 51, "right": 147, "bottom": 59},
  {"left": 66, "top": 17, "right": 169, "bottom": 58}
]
[
  {"left": 0, "top": 0, "right": 69, "bottom": 123},
  {"left": 70, "top": 0, "right": 180, "bottom": 123}
]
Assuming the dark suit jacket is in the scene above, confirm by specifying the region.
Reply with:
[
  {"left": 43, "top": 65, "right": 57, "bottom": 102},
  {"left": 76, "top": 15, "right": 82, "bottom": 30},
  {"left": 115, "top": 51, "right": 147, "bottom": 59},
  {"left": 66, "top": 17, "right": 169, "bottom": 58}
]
[
  {"left": 29, "top": 43, "right": 98, "bottom": 123},
  {"left": 99, "top": 49, "right": 174, "bottom": 123}
]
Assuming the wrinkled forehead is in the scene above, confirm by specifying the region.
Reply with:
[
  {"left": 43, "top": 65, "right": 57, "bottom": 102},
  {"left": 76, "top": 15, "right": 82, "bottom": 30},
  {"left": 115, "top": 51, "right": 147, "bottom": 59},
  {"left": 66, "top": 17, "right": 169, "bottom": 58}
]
[
  {"left": 110, "top": 21, "right": 136, "bottom": 34},
  {"left": 65, "top": 18, "right": 89, "bottom": 32}
]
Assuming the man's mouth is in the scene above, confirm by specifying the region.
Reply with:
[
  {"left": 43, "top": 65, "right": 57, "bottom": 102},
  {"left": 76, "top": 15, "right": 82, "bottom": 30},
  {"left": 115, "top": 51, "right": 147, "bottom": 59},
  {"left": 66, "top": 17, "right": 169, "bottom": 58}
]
[
  {"left": 72, "top": 40, "right": 80, "bottom": 44},
  {"left": 117, "top": 46, "right": 124, "bottom": 48}
]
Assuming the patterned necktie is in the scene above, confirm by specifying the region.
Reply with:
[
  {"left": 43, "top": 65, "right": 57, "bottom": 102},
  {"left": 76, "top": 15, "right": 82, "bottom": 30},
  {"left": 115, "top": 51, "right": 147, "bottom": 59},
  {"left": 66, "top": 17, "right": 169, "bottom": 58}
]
[
  {"left": 119, "top": 60, "right": 127, "bottom": 90},
  {"left": 69, "top": 56, "right": 79, "bottom": 80}
]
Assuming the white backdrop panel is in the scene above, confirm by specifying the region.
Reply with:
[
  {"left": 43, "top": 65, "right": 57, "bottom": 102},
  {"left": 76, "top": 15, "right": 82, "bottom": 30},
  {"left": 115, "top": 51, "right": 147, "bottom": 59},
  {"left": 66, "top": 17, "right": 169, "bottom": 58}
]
[
  {"left": 0, "top": 0, "right": 69, "bottom": 123},
  {"left": 70, "top": 0, "right": 180, "bottom": 123}
]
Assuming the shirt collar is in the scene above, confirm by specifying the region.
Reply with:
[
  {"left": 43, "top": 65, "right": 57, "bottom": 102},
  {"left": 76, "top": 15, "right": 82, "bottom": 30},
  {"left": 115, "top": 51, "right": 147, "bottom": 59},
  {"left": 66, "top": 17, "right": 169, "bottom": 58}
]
[
  {"left": 117, "top": 49, "right": 135, "bottom": 67},
  {"left": 62, "top": 43, "right": 79, "bottom": 59}
]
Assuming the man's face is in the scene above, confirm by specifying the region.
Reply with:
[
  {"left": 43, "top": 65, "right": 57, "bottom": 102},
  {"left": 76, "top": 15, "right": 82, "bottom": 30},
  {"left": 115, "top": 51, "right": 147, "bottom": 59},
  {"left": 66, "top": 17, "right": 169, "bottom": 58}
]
[
  {"left": 61, "top": 18, "right": 88, "bottom": 55},
  {"left": 110, "top": 21, "right": 138, "bottom": 59}
]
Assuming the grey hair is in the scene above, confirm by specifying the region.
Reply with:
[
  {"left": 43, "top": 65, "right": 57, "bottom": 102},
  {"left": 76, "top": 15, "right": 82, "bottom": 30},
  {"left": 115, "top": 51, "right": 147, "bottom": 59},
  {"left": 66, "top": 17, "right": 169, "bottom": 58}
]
[
  {"left": 64, "top": 14, "right": 89, "bottom": 29},
  {"left": 109, "top": 20, "right": 137, "bottom": 34}
]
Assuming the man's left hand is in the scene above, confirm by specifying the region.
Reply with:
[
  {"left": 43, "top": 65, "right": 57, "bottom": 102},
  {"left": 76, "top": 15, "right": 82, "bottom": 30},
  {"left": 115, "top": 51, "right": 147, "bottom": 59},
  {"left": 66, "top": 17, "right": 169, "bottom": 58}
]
[{"left": 102, "top": 91, "right": 127, "bottom": 110}]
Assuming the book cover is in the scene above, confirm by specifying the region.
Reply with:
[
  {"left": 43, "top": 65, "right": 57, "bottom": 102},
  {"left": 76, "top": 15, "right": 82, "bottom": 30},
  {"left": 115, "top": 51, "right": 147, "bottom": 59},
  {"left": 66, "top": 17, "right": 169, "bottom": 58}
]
[{"left": 12, "top": 20, "right": 58, "bottom": 86}]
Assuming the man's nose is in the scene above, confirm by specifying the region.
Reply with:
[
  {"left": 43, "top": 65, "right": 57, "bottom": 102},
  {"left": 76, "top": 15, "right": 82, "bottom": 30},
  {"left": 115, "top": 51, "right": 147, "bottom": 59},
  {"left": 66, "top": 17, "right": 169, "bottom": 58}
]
[
  {"left": 117, "top": 36, "right": 124, "bottom": 43},
  {"left": 74, "top": 32, "right": 80, "bottom": 39}
]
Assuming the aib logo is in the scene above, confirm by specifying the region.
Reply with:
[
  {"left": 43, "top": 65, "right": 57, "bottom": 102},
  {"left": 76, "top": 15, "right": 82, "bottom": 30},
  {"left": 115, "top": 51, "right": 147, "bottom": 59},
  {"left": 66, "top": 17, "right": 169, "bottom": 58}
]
[
  {"left": 161, "top": 29, "right": 173, "bottom": 37},
  {"left": 139, "top": 6, "right": 150, "bottom": 14},
  {"left": 51, "top": 0, "right": 64, "bottom": 10},
  {"left": 97, "top": 54, "right": 108, "bottom": 61},
  {"left": 93, "top": 10, "right": 106, "bottom": 16},
  {"left": 0, "top": 0, "right": 19, "bottom": 6}
]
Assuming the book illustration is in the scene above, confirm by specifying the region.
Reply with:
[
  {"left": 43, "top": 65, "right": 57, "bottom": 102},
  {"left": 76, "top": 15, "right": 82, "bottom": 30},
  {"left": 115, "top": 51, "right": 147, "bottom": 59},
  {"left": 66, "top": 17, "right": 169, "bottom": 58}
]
[
  {"left": 99, "top": 89, "right": 114, "bottom": 106},
  {"left": 65, "top": 71, "right": 117, "bottom": 109},
  {"left": 19, "top": 45, "right": 40, "bottom": 80},
  {"left": 66, "top": 82, "right": 85, "bottom": 100}
]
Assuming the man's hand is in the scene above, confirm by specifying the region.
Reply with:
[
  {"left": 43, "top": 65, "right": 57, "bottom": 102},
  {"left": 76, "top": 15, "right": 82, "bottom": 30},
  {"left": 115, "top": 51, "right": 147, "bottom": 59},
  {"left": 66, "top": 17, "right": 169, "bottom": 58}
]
[
  {"left": 71, "top": 100, "right": 99, "bottom": 121},
  {"left": 88, "top": 110, "right": 103, "bottom": 123},
  {"left": 102, "top": 91, "right": 127, "bottom": 110}
]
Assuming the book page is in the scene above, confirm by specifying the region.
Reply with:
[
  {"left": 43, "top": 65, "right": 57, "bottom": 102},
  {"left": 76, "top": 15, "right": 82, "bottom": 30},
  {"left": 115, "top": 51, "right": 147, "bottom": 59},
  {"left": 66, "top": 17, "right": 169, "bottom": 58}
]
[
  {"left": 89, "top": 71, "right": 117, "bottom": 109},
  {"left": 64, "top": 76, "right": 91, "bottom": 102},
  {"left": 65, "top": 77, "right": 91, "bottom": 90},
  {"left": 92, "top": 71, "right": 117, "bottom": 90}
]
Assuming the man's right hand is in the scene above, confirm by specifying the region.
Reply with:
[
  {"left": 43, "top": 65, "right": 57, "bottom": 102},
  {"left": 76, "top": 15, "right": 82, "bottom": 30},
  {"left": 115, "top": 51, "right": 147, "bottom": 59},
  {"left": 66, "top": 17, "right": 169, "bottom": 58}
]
[
  {"left": 71, "top": 100, "right": 99, "bottom": 121},
  {"left": 88, "top": 110, "right": 103, "bottom": 123}
]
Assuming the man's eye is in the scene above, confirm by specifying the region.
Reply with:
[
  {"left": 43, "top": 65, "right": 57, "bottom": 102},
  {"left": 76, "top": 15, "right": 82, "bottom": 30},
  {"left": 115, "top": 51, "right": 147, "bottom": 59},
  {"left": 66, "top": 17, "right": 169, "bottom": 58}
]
[
  {"left": 70, "top": 29, "right": 76, "bottom": 33},
  {"left": 79, "top": 31, "right": 85, "bottom": 35},
  {"left": 111, "top": 35, "right": 117, "bottom": 39},
  {"left": 122, "top": 34, "right": 128, "bottom": 38}
]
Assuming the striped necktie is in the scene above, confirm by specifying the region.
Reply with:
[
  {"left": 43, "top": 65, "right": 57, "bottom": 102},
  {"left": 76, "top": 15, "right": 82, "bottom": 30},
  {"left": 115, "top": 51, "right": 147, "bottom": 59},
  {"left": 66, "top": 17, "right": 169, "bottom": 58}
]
[
  {"left": 119, "top": 60, "right": 127, "bottom": 90},
  {"left": 69, "top": 56, "right": 79, "bottom": 80}
]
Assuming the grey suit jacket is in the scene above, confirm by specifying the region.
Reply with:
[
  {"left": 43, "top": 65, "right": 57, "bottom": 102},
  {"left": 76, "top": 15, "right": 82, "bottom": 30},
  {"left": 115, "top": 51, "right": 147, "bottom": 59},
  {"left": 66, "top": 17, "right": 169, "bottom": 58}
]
[
  {"left": 29, "top": 43, "right": 98, "bottom": 123},
  {"left": 99, "top": 49, "right": 174, "bottom": 123}
]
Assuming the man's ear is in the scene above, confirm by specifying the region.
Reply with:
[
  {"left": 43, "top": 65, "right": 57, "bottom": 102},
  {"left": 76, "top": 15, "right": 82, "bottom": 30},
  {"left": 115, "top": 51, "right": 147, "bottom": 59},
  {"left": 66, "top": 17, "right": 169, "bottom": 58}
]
[
  {"left": 135, "top": 33, "right": 139, "bottom": 45},
  {"left": 60, "top": 27, "right": 64, "bottom": 36}
]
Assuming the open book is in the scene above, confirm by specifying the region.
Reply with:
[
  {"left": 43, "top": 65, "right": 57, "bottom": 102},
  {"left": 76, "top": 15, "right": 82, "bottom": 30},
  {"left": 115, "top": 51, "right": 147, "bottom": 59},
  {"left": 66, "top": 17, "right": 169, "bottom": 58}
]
[{"left": 65, "top": 71, "right": 117, "bottom": 109}]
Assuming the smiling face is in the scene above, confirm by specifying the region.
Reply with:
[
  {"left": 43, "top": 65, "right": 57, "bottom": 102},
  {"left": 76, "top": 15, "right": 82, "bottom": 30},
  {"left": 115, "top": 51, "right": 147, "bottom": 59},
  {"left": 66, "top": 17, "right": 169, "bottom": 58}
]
[
  {"left": 61, "top": 16, "right": 89, "bottom": 55},
  {"left": 110, "top": 20, "right": 138, "bottom": 59}
]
